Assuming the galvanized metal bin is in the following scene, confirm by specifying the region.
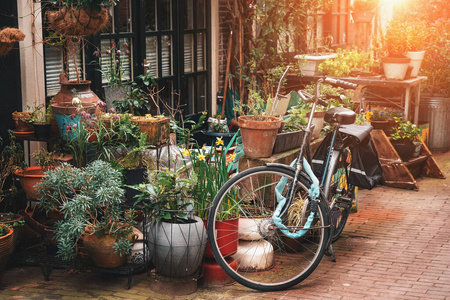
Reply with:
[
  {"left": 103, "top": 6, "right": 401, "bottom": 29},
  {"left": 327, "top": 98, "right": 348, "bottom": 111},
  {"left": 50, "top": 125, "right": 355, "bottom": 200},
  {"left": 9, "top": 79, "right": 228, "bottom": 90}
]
[{"left": 419, "top": 96, "right": 450, "bottom": 152}]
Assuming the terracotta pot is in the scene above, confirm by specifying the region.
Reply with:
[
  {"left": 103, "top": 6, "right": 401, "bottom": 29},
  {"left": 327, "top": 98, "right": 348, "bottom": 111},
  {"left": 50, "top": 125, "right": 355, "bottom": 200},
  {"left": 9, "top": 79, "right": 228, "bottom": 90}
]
[
  {"left": 0, "top": 213, "right": 24, "bottom": 254},
  {"left": 200, "top": 257, "right": 237, "bottom": 287},
  {"left": 83, "top": 231, "right": 137, "bottom": 268},
  {"left": 238, "top": 115, "right": 282, "bottom": 158},
  {"left": 12, "top": 112, "right": 33, "bottom": 132},
  {"left": 14, "top": 167, "right": 45, "bottom": 200},
  {"left": 203, "top": 217, "right": 239, "bottom": 258},
  {"left": 53, "top": 80, "right": 101, "bottom": 104},
  {"left": 0, "top": 227, "right": 13, "bottom": 284}
]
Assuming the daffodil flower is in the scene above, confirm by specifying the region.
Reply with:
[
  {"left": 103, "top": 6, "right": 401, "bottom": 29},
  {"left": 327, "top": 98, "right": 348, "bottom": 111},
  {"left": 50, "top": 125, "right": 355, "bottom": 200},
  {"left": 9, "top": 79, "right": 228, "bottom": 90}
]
[
  {"left": 198, "top": 153, "right": 206, "bottom": 161},
  {"left": 230, "top": 153, "right": 237, "bottom": 160},
  {"left": 182, "top": 149, "right": 190, "bottom": 156},
  {"left": 216, "top": 136, "right": 224, "bottom": 146}
]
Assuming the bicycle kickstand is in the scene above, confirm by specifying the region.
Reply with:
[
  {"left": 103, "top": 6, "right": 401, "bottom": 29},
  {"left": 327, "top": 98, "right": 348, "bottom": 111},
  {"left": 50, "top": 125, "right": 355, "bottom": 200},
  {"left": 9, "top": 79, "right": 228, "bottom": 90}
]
[{"left": 325, "top": 238, "right": 337, "bottom": 263}]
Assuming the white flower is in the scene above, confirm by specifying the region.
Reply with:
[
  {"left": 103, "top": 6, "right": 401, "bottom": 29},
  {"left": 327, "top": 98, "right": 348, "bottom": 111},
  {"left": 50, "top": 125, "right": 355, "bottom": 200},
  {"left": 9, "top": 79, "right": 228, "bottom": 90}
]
[{"left": 72, "top": 97, "right": 82, "bottom": 106}]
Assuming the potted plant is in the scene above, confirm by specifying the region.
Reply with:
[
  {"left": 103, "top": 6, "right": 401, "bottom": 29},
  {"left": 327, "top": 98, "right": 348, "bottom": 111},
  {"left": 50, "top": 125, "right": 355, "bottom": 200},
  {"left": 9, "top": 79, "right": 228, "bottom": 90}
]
[
  {"left": 390, "top": 117, "right": 422, "bottom": 162},
  {"left": 30, "top": 102, "right": 53, "bottom": 140},
  {"left": 273, "top": 105, "right": 310, "bottom": 154},
  {"left": 116, "top": 133, "right": 157, "bottom": 205},
  {"left": 350, "top": 0, "right": 378, "bottom": 23},
  {"left": 365, "top": 109, "right": 389, "bottom": 132},
  {"left": 235, "top": 89, "right": 282, "bottom": 158},
  {"left": 93, "top": 41, "right": 132, "bottom": 110},
  {"left": 36, "top": 160, "right": 137, "bottom": 267},
  {"left": 11, "top": 108, "right": 34, "bottom": 134},
  {"left": 0, "top": 213, "right": 25, "bottom": 253},
  {"left": 380, "top": 19, "right": 411, "bottom": 80},
  {"left": 135, "top": 166, "right": 207, "bottom": 278}
]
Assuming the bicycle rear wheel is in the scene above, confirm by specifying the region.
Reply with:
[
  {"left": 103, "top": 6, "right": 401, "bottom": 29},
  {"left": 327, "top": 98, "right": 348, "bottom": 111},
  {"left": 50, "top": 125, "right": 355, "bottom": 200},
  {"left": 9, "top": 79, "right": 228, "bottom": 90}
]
[
  {"left": 323, "top": 149, "right": 356, "bottom": 242},
  {"left": 207, "top": 165, "right": 330, "bottom": 291}
]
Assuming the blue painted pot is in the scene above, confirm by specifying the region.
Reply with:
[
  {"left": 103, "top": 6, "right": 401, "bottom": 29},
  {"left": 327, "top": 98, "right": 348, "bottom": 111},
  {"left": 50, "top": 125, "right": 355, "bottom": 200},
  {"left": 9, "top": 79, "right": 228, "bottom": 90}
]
[{"left": 51, "top": 102, "right": 96, "bottom": 141}]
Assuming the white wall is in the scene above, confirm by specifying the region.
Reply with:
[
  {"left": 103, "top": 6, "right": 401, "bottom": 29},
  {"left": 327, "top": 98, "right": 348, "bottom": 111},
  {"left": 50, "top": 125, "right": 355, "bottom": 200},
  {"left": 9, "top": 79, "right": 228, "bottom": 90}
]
[{"left": 17, "top": 0, "right": 46, "bottom": 161}]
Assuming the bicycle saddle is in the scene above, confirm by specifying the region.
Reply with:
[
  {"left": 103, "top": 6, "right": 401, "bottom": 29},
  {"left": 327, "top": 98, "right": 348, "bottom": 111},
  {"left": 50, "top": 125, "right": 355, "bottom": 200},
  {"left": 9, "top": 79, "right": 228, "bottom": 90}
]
[{"left": 324, "top": 107, "right": 356, "bottom": 125}]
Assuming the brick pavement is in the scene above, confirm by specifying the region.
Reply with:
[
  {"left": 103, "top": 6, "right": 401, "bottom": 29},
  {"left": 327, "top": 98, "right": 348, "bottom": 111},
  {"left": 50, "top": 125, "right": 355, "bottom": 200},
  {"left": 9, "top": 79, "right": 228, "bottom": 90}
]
[{"left": 1, "top": 152, "right": 449, "bottom": 300}]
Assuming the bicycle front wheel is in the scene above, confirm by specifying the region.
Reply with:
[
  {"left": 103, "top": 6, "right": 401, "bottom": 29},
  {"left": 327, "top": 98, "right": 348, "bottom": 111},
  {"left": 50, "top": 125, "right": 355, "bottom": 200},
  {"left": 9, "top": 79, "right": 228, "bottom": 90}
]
[
  {"left": 207, "top": 165, "right": 330, "bottom": 291},
  {"left": 323, "top": 149, "right": 356, "bottom": 242}
]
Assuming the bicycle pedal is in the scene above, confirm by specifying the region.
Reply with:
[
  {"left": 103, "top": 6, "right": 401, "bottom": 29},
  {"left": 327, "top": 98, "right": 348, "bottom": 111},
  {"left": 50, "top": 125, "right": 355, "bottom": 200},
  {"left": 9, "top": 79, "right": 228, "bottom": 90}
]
[{"left": 337, "top": 196, "right": 352, "bottom": 209}]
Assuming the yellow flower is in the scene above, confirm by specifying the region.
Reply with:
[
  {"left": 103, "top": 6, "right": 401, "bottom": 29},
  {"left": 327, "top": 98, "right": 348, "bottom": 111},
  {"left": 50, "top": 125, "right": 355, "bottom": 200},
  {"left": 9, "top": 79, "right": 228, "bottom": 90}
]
[
  {"left": 365, "top": 111, "right": 373, "bottom": 122},
  {"left": 216, "top": 136, "right": 224, "bottom": 146},
  {"left": 182, "top": 149, "right": 190, "bottom": 156},
  {"left": 198, "top": 153, "right": 206, "bottom": 161},
  {"left": 230, "top": 153, "right": 237, "bottom": 161}
]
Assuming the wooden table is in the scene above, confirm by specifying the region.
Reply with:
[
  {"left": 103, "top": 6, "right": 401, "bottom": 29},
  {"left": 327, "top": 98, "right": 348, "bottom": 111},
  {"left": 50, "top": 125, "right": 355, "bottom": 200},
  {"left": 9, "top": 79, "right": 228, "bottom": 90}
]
[{"left": 342, "top": 76, "right": 427, "bottom": 124}]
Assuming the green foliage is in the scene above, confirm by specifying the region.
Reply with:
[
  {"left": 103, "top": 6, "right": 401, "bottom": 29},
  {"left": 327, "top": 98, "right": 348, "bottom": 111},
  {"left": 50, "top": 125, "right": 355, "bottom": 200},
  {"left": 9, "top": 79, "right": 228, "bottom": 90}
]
[
  {"left": 36, "top": 160, "right": 136, "bottom": 261},
  {"left": 30, "top": 101, "right": 53, "bottom": 124},
  {"left": 94, "top": 41, "right": 131, "bottom": 88},
  {"left": 170, "top": 112, "right": 207, "bottom": 148},
  {"left": 318, "top": 48, "right": 377, "bottom": 77},
  {"left": 282, "top": 106, "right": 308, "bottom": 132},
  {"left": 134, "top": 167, "right": 197, "bottom": 224},
  {"left": 351, "top": 0, "right": 378, "bottom": 11},
  {"left": 0, "top": 131, "right": 23, "bottom": 196},
  {"left": 31, "top": 149, "right": 59, "bottom": 171},
  {"left": 116, "top": 133, "right": 156, "bottom": 169},
  {"left": 421, "top": 19, "right": 450, "bottom": 96},
  {"left": 233, "top": 89, "right": 271, "bottom": 120},
  {"left": 391, "top": 117, "right": 422, "bottom": 143},
  {"left": 113, "top": 71, "right": 154, "bottom": 115}
]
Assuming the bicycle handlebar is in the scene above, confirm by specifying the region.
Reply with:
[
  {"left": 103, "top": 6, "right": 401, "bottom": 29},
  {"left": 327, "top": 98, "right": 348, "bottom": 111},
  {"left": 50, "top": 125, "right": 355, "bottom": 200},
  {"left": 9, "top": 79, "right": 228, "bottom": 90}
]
[{"left": 323, "top": 77, "right": 358, "bottom": 89}]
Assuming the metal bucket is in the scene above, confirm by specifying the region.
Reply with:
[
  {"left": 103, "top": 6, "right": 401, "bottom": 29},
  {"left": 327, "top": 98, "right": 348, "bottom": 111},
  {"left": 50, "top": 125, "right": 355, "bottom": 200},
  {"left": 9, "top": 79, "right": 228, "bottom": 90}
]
[{"left": 419, "top": 95, "right": 450, "bottom": 152}]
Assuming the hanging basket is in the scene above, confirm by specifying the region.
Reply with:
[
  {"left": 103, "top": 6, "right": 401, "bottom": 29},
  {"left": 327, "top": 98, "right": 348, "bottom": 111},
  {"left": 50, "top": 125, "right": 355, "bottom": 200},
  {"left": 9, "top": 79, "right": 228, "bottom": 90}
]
[
  {"left": 46, "top": 6, "right": 110, "bottom": 37},
  {"left": 0, "top": 28, "right": 25, "bottom": 57}
]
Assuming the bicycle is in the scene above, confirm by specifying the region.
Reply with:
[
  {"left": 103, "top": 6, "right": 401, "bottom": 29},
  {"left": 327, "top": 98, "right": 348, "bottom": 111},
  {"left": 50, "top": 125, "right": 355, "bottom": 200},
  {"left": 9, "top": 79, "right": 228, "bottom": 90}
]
[{"left": 207, "top": 77, "right": 375, "bottom": 291}]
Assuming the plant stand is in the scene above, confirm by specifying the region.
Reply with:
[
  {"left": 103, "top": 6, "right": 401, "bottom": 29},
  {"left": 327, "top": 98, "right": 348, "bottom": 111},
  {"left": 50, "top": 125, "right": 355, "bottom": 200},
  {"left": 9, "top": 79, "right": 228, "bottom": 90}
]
[{"left": 370, "top": 129, "right": 445, "bottom": 189}]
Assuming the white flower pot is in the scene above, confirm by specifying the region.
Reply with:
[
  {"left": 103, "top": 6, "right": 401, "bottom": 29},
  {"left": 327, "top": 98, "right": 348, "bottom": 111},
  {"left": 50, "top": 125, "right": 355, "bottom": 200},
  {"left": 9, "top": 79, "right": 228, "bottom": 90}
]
[
  {"left": 406, "top": 51, "right": 425, "bottom": 78},
  {"left": 382, "top": 57, "right": 411, "bottom": 81},
  {"left": 232, "top": 240, "right": 274, "bottom": 271},
  {"left": 295, "top": 54, "right": 337, "bottom": 76}
]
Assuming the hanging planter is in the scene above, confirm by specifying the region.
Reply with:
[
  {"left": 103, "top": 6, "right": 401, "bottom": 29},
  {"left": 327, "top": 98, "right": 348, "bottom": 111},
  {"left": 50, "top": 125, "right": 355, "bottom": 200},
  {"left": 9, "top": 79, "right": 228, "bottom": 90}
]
[
  {"left": 46, "top": 6, "right": 110, "bottom": 37},
  {"left": 351, "top": 11, "right": 375, "bottom": 23},
  {"left": 130, "top": 115, "right": 170, "bottom": 146},
  {"left": 0, "top": 27, "right": 25, "bottom": 57}
]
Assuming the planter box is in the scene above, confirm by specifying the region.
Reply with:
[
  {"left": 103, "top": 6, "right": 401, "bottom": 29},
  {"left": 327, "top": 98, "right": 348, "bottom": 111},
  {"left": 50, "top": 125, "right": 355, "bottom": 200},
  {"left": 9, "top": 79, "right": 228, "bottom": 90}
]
[{"left": 273, "top": 127, "right": 313, "bottom": 154}]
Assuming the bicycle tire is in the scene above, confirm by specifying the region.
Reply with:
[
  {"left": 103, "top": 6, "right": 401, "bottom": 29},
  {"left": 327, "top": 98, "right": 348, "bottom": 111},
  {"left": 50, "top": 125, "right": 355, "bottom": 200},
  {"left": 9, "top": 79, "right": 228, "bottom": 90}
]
[
  {"left": 207, "top": 165, "right": 330, "bottom": 291},
  {"left": 323, "top": 149, "right": 355, "bottom": 242}
]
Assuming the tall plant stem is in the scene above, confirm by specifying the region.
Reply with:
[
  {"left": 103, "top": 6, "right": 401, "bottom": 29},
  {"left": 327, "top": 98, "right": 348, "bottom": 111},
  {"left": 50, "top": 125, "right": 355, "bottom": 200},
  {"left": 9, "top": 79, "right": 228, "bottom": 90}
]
[{"left": 69, "top": 37, "right": 80, "bottom": 83}]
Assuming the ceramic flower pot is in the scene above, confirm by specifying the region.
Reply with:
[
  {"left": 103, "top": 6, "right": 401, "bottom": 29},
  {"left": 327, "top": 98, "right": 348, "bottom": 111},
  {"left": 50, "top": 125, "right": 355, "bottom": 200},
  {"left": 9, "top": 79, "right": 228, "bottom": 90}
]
[
  {"left": 51, "top": 102, "right": 96, "bottom": 140},
  {"left": 406, "top": 51, "right": 425, "bottom": 78},
  {"left": 0, "top": 227, "right": 14, "bottom": 285},
  {"left": 203, "top": 217, "right": 239, "bottom": 258}
]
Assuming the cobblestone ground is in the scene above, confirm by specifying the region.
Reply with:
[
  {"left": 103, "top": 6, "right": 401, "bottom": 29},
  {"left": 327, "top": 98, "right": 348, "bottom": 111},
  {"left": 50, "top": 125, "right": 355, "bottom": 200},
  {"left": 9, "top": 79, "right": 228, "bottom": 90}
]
[{"left": 1, "top": 152, "right": 449, "bottom": 300}]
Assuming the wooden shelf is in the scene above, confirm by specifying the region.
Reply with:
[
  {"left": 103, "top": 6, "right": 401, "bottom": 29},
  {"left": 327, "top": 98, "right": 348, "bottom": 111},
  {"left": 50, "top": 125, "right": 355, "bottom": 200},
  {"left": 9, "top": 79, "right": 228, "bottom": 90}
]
[{"left": 370, "top": 130, "right": 445, "bottom": 189}]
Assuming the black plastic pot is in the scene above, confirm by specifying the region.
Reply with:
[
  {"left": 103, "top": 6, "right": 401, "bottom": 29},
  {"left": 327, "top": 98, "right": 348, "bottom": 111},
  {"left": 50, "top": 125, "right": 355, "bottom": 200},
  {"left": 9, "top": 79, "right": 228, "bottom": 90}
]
[
  {"left": 33, "top": 123, "right": 52, "bottom": 140},
  {"left": 392, "top": 142, "right": 415, "bottom": 162},
  {"left": 124, "top": 168, "right": 147, "bottom": 206}
]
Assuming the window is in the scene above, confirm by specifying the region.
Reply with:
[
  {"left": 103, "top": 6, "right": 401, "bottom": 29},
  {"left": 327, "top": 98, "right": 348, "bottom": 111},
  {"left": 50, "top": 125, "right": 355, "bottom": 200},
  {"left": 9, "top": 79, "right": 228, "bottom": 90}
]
[{"left": 323, "top": 0, "right": 350, "bottom": 49}]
